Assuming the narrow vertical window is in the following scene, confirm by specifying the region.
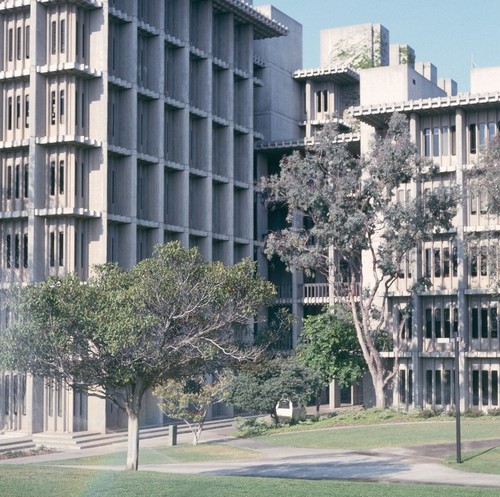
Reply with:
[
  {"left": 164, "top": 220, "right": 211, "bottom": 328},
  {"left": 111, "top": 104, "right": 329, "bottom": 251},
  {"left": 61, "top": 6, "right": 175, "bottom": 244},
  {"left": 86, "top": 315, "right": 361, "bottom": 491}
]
[
  {"left": 49, "top": 232, "right": 55, "bottom": 267},
  {"left": 59, "top": 231, "right": 64, "bottom": 266},
  {"left": 491, "top": 307, "right": 498, "bottom": 339},
  {"left": 60, "top": 20, "right": 65, "bottom": 53},
  {"left": 434, "top": 248, "right": 441, "bottom": 277},
  {"left": 479, "top": 123, "right": 487, "bottom": 147},
  {"left": 493, "top": 371, "right": 499, "bottom": 406},
  {"left": 59, "top": 160, "right": 64, "bottom": 194},
  {"left": 425, "top": 248, "right": 432, "bottom": 277},
  {"left": 8, "top": 96, "right": 13, "bottom": 130},
  {"left": 444, "top": 308, "right": 451, "bottom": 338},
  {"left": 16, "top": 27, "right": 22, "bottom": 60},
  {"left": 471, "top": 307, "right": 479, "bottom": 339},
  {"left": 75, "top": 90, "right": 79, "bottom": 126},
  {"left": 452, "top": 245, "right": 458, "bottom": 276},
  {"left": 51, "top": 20, "right": 57, "bottom": 55},
  {"left": 425, "top": 308, "right": 432, "bottom": 338},
  {"left": 323, "top": 90, "right": 328, "bottom": 112},
  {"left": 434, "top": 308, "right": 441, "bottom": 338},
  {"left": 80, "top": 232, "right": 84, "bottom": 268},
  {"left": 451, "top": 125, "right": 456, "bottom": 156},
  {"left": 76, "top": 20, "right": 79, "bottom": 56},
  {"left": 57, "top": 379, "right": 63, "bottom": 416},
  {"left": 50, "top": 161, "right": 55, "bottom": 196},
  {"left": 60, "top": 90, "right": 65, "bottom": 124},
  {"left": 14, "top": 234, "right": 19, "bottom": 268},
  {"left": 480, "top": 245, "right": 488, "bottom": 276},
  {"left": 48, "top": 381, "right": 54, "bottom": 416},
  {"left": 443, "top": 247, "right": 450, "bottom": 277},
  {"left": 482, "top": 370, "right": 489, "bottom": 405},
  {"left": 472, "top": 370, "right": 479, "bottom": 405},
  {"left": 51, "top": 91, "right": 56, "bottom": 125},
  {"left": 21, "top": 375, "right": 26, "bottom": 415},
  {"left": 488, "top": 122, "right": 497, "bottom": 141},
  {"left": 15, "top": 164, "right": 19, "bottom": 198},
  {"left": 444, "top": 370, "right": 451, "bottom": 404},
  {"left": 426, "top": 370, "right": 433, "bottom": 404},
  {"left": 23, "top": 163, "right": 28, "bottom": 198},
  {"left": 432, "top": 127, "right": 440, "bottom": 157},
  {"left": 435, "top": 370, "right": 442, "bottom": 404},
  {"left": 25, "top": 94, "right": 29, "bottom": 128},
  {"left": 16, "top": 95, "right": 21, "bottom": 129},
  {"left": 6, "top": 234, "right": 11, "bottom": 268},
  {"left": 399, "top": 370, "right": 406, "bottom": 404},
  {"left": 408, "top": 370, "right": 413, "bottom": 405},
  {"left": 316, "top": 91, "right": 321, "bottom": 113},
  {"left": 423, "top": 128, "right": 431, "bottom": 157},
  {"left": 442, "top": 126, "right": 449, "bottom": 156},
  {"left": 470, "top": 246, "right": 478, "bottom": 277},
  {"left": 7, "top": 165, "right": 12, "bottom": 199},
  {"left": 81, "top": 92, "right": 85, "bottom": 127},
  {"left": 82, "top": 23, "right": 86, "bottom": 59},
  {"left": 482, "top": 308, "right": 489, "bottom": 339},
  {"left": 23, "top": 233, "right": 28, "bottom": 268},
  {"left": 25, "top": 25, "right": 30, "bottom": 59},
  {"left": 470, "top": 123, "right": 477, "bottom": 154},
  {"left": 8, "top": 28, "right": 13, "bottom": 61}
]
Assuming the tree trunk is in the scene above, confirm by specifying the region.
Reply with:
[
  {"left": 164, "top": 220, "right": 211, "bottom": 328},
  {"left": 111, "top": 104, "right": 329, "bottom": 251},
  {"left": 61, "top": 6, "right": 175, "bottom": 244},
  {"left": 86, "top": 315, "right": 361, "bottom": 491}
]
[
  {"left": 126, "top": 410, "right": 140, "bottom": 471},
  {"left": 371, "top": 370, "right": 386, "bottom": 409}
]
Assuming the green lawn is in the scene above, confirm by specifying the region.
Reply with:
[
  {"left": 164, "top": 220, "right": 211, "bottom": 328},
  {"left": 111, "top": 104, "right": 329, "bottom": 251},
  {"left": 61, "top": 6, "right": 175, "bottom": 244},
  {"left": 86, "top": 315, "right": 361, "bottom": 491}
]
[
  {"left": 255, "top": 417, "right": 500, "bottom": 450},
  {"left": 0, "top": 466, "right": 499, "bottom": 497},
  {"left": 446, "top": 446, "right": 500, "bottom": 475},
  {"left": 50, "top": 443, "right": 261, "bottom": 466}
]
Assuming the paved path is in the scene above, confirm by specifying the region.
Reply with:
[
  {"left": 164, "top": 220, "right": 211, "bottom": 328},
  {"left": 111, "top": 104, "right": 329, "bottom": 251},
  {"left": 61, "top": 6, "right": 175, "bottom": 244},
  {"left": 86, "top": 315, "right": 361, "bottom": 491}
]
[{"left": 2, "top": 423, "right": 500, "bottom": 488}]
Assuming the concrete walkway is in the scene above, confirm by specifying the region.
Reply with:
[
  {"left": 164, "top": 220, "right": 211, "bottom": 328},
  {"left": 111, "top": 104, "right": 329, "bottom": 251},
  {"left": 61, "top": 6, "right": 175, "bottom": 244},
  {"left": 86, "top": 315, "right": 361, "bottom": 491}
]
[{"left": 2, "top": 423, "right": 500, "bottom": 488}]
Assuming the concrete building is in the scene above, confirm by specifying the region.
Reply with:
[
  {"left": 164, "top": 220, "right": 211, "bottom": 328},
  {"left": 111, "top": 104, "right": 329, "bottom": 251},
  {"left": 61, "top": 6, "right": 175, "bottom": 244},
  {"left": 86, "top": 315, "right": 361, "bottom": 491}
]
[
  {"left": 0, "top": 0, "right": 287, "bottom": 435},
  {"left": 1, "top": 1, "right": 499, "bottom": 438}
]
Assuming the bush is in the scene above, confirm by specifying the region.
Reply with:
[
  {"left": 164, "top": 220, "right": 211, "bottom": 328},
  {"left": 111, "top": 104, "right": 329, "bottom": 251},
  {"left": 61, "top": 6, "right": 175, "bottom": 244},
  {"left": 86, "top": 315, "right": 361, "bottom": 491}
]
[
  {"left": 488, "top": 408, "right": 500, "bottom": 416},
  {"left": 409, "top": 408, "right": 443, "bottom": 419},
  {"left": 462, "top": 408, "right": 484, "bottom": 418},
  {"left": 233, "top": 417, "right": 272, "bottom": 437}
]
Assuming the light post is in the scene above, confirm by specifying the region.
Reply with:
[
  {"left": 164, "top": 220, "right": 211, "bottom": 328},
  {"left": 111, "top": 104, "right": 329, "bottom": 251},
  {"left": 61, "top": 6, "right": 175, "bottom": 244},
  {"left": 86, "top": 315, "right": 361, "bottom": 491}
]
[{"left": 454, "top": 331, "right": 462, "bottom": 464}]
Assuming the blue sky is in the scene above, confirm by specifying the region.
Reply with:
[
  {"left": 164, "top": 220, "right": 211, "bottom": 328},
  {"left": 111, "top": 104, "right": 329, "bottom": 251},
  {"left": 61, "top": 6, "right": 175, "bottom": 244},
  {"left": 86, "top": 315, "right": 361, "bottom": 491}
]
[{"left": 255, "top": 0, "right": 500, "bottom": 92}]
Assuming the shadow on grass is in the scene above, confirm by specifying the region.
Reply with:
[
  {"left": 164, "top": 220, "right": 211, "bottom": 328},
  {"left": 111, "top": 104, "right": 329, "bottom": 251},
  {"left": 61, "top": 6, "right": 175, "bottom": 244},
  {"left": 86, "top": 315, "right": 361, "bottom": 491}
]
[
  {"left": 201, "top": 456, "right": 410, "bottom": 481},
  {"left": 461, "top": 445, "right": 500, "bottom": 463}
]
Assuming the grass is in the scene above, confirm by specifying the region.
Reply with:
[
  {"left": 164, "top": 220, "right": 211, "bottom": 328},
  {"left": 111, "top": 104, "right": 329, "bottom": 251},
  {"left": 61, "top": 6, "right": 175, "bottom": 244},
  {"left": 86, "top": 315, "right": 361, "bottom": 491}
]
[
  {"left": 255, "top": 417, "right": 500, "bottom": 450},
  {"left": 1, "top": 466, "right": 500, "bottom": 497},
  {"left": 50, "top": 443, "right": 261, "bottom": 466},
  {"left": 446, "top": 446, "right": 500, "bottom": 475}
]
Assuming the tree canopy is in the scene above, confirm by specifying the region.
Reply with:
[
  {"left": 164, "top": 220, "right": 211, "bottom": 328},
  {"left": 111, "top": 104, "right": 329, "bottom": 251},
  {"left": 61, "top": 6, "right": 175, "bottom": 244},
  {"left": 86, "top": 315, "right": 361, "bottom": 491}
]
[
  {"left": 225, "top": 357, "right": 321, "bottom": 424},
  {"left": 296, "top": 306, "right": 365, "bottom": 387},
  {"left": 261, "top": 113, "right": 459, "bottom": 407},
  {"left": 1, "top": 242, "right": 275, "bottom": 469}
]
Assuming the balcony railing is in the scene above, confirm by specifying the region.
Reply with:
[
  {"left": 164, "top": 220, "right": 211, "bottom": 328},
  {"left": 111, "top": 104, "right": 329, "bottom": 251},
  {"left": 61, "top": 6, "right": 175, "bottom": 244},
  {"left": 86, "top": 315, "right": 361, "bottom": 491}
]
[{"left": 274, "top": 282, "right": 359, "bottom": 305}]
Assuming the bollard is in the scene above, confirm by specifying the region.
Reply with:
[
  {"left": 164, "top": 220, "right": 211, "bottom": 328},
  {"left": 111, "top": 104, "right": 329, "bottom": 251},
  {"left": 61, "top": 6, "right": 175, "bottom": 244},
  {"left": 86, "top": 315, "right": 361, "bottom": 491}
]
[{"left": 168, "top": 424, "right": 177, "bottom": 446}]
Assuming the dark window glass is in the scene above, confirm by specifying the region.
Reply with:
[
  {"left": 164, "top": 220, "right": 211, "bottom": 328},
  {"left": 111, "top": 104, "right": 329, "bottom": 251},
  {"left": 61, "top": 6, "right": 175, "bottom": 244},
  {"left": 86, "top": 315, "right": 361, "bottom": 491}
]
[
  {"left": 482, "top": 370, "right": 489, "bottom": 405},
  {"left": 472, "top": 308, "right": 479, "bottom": 339},
  {"left": 472, "top": 370, "right": 479, "bottom": 405},
  {"left": 426, "top": 308, "right": 432, "bottom": 338},
  {"left": 470, "top": 124, "right": 477, "bottom": 154},
  {"left": 435, "top": 370, "right": 442, "bottom": 404},
  {"left": 444, "top": 370, "right": 451, "bottom": 404},
  {"left": 482, "top": 308, "right": 488, "bottom": 338},
  {"left": 493, "top": 371, "right": 499, "bottom": 406},
  {"left": 426, "top": 370, "right": 433, "bottom": 404}
]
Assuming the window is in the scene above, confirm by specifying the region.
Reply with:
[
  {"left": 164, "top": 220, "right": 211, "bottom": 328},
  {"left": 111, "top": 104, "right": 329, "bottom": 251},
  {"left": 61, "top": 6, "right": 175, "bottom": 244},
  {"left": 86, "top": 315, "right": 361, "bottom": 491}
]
[
  {"left": 7, "top": 166, "right": 12, "bottom": 199},
  {"left": 493, "top": 371, "right": 499, "bottom": 406},
  {"left": 480, "top": 246, "right": 488, "bottom": 276},
  {"left": 426, "top": 370, "right": 433, "bottom": 404},
  {"left": 60, "top": 20, "right": 65, "bottom": 53},
  {"left": 4, "top": 375, "right": 9, "bottom": 415},
  {"left": 434, "top": 308, "right": 441, "bottom": 338},
  {"left": 399, "top": 370, "right": 406, "bottom": 403},
  {"left": 50, "top": 161, "right": 55, "bottom": 195},
  {"left": 482, "top": 308, "right": 488, "bottom": 339},
  {"left": 452, "top": 245, "right": 458, "bottom": 276},
  {"left": 59, "top": 160, "right": 64, "bottom": 194},
  {"left": 25, "top": 94, "right": 29, "bottom": 128},
  {"left": 442, "top": 126, "right": 449, "bottom": 156},
  {"left": 482, "top": 371, "right": 489, "bottom": 405},
  {"left": 425, "top": 248, "right": 432, "bottom": 277},
  {"left": 472, "top": 370, "right": 479, "bottom": 405},
  {"left": 51, "top": 21, "right": 57, "bottom": 55},
  {"left": 59, "top": 232, "right": 64, "bottom": 266},
  {"left": 479, "top": 123, "right": 487, "bottom": 146},
  {"left": 444, "top": 370, "right": 451, "bottom": 404},
  {"left": 49, "top": 232, "right": 55, "bottom": 267},
  {"left": 8, "top": 28, "right": 13, "bottom": 62},
  {"left": 423, "top": 128, "right": 431, "bottom": 157},
  {"left": 323, "top": 90, "right": 328, "bottom": 112},
  {"left": 60, "top": 90, "right": 65, "bottom": 124},
  {"left": 444, "top": 308, "right": 451, "bottom": 338},
  {"left": 470, "top": 246, "right": 478, "bottom": 277},
  {"left": 24, "top": 164, "right": 28, "bottom": 198},
  {"left": 6, "top": 234, "right": 11, "bottom": 268},
  {"left": 425, "top": 308, "right": 432, "bottom": 338},
  {"left": 14, "top": 234, "right": 19, "bottom": 268},
  {"left": 15, "top": 164, "right": 19, "bottom": 199},
  {"left": 435, "top": 370, "right": 442, "bottom": 404},
  {"left": 491, "top": 308, "right": 498, "bottom": 339},
  {"left": 16, "top": 27, "right": 22, "bottom": 60},
  {"left": 443, "top": 247, "right": 450, "bottom": 277},
  {"left": 16, "top": 95, "right": 20, "bottom": 129},
  {"left": 23, "top": 233, "right": 28, "bottom": 268},
  {"left": 432, "top": 127, "right": 440, "bottom": 157},
  {"left": 434, "top": 248, "right": 441, "bottom": 277},
  {"left": 489, "top": 122, "right": 497, "bottom": 141},
  {"left": 470, "top": 124, "right": 477, "bottom": 154},
  {"left": 25, "top": 26, "right": 30, "bottom": 59},
  {"left": 51, "top": 91, "right": 56, "bottom": 125},
  {"left": 471, "top": 307, "right": 479, "bottom": 339},
  {"left": 8, "top": 96, "right": 13, "bottom": 130}
]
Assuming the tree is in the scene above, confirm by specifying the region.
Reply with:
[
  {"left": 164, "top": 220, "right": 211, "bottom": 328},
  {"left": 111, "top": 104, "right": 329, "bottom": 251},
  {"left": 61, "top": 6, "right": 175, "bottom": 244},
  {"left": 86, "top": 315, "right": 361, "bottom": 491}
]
[
  {"left": 154, "top": 373, "right": 231, "bottom": 445},
  {"left": 225, "top": 357, "right": 321, "bottom": 424},
  {"left": 475, "top": 134, "right": 500, "bottom": 216},
  {"left": 0, "top": 242, "right": 275, "bottom": 470},
  {"left": 261, "top": 113, "right": 458, "bottom": 408},
  {"left": 296, "top": 305, "right": 365, "bottom": 388}
]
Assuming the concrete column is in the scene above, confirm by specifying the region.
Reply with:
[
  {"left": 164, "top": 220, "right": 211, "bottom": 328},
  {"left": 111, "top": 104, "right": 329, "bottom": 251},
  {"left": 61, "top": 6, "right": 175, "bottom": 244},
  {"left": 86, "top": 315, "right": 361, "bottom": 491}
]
[{"left": 329, "top": 379, "right": 341, "bottom": 409}]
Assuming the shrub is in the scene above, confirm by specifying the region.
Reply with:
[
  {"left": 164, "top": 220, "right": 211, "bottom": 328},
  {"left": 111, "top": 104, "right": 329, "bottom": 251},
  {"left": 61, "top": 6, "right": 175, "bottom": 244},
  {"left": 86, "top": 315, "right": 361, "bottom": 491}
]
[
  {"left": 462, "top": 408, "right": 484, "bottom": 418},
  {"left": 488, "top": 408, "right": 500, "bottom": 416}
]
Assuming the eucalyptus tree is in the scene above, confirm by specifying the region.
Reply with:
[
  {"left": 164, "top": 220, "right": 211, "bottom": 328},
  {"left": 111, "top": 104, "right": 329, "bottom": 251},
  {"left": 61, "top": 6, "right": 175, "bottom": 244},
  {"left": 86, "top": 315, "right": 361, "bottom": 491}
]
[{"left": 261, "top": 113, "right": 458, "bottom": 408}]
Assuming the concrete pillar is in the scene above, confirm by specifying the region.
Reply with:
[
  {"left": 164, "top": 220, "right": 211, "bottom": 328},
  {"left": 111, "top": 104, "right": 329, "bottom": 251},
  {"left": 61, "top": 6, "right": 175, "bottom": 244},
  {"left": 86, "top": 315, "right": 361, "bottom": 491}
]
[{"left": 329, "top": 379, "right": 341, "bottom": 409}]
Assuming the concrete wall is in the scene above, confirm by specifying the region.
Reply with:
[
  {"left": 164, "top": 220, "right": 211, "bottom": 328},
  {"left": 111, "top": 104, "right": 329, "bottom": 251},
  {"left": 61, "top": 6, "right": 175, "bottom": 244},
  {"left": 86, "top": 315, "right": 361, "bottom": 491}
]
[{"left": 470, "top": 66, "right": 500, "bottom": 94}]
